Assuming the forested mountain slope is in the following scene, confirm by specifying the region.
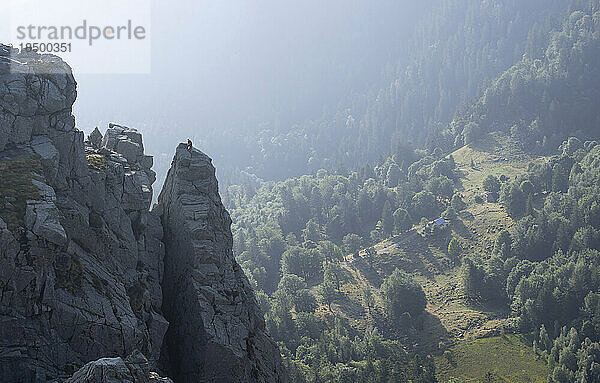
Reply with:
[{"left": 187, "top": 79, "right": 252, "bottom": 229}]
[
  {"left": 440, "top": 0, "right": 600, "bottom": 154},
  {"left": 220, "top": 1, "right": 600, "bottom": 382},
  {"left": 222, "top": 0, "right": 583, "bottom": 184},
  {"left": 225, "top": 146, "right": 458, "bottom": 381},
  {"left": 229, "top": 131, "right": 600, "bottom": 382},
  {"left": 226, "top": 129, "right": 553, "bottom": 381},
  {"left": 453, "top": 136, "right": 600, "bottom": 382}
]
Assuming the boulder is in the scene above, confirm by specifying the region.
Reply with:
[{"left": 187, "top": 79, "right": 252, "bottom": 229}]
[
  {"left": 65, "top": 351, "right": 173, "bottom": 383},
  {"left": 87, "top": 127, "right": 103, "bottom": 149}
]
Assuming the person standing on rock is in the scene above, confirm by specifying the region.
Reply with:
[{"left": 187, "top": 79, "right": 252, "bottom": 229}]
[{"left": 187, "top": 138, "right": 193, "bottom": 151}]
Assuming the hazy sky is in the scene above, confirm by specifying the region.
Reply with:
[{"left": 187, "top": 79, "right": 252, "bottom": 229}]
[
  {"left": 71, "top": 0, "right": 425, "bottom": 136},
  {"left": 1, "top": 1, "right": 431, "bottom": 187}
]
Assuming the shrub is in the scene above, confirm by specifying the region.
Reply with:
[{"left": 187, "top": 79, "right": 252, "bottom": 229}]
[
  {"left": 381, "top": 268, "right": 426, "bottom": 319},
  {"left": 483, "top": 175, "right": 501, "bottom": 194}
]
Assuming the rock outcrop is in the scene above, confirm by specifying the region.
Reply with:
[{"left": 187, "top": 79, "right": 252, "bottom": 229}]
[
  {"left": 65, "top": 351, "right": 173, "bottom": 383},
  {"left": 0, "top": 46, "right": 284, "bottom": 382},
  {"left": 0, "top": 47, "right": 168, "bottom": 381},
  {"left": 157, "top": 145, "right": 285, "bottom": 383}
]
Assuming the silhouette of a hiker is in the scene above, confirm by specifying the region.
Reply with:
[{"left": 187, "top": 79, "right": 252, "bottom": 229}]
[{"left": 187, "top": 138, "right": 193, "bottom": 151}]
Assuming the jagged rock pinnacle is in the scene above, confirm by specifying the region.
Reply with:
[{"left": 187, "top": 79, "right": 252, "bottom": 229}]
[{"left": 157, "top": 143, "right": 286, "bottom": 383}]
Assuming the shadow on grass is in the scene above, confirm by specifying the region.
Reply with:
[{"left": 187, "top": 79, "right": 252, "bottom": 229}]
[
  {"left": 372, "top": 309, "right": 451, "bottom": 355},
  {"left": 470, "top": 134, "right": 501, "bottom": 153},
  {"left": 351, "top": 256, "right": 383, "bottom": 287},
  {"left": 451, "top": 218, "right": 472, "bottom": 239},
  {"left": 459, "top": 211, "right": 475, "bottom": 221},
  {"left": 334, "top": 290, "right": 366, "bottom": 317}
]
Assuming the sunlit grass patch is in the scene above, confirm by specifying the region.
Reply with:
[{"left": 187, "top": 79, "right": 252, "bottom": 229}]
[
  {"left": 87, "top": 153, "right": 108, "bottom": 170},
  {"left": 434, "top": 335, "right": 548, "bottom": 383}
]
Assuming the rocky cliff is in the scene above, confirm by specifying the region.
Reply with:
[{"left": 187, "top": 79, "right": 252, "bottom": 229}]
[
  {"left": 157, "top": 144, "right": 285, "bottom": 383},
  {"left": 0, "top": 46, "right": 284, "bottom": 382}
]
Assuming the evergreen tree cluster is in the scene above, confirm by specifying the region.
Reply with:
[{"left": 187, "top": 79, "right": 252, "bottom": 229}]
[
  {"left": 441, "top": 1, "right": 600, "bottom": 154},
  {"left": 460, "top": 139, "right": 600, "bottom": 378},
  {"left": 224, "top": 149, "right": 456, "bottom": 382}
]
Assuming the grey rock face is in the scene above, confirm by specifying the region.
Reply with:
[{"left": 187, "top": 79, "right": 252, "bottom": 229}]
[
  {"left": 157, "top": 144, "right": 285, "bottom": 383},
  {"left": 0, "top": 45, "right": 284, "bottom": 383},
  {"left": 0, "top": 49, "right": 168, "bottom": 382}
]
